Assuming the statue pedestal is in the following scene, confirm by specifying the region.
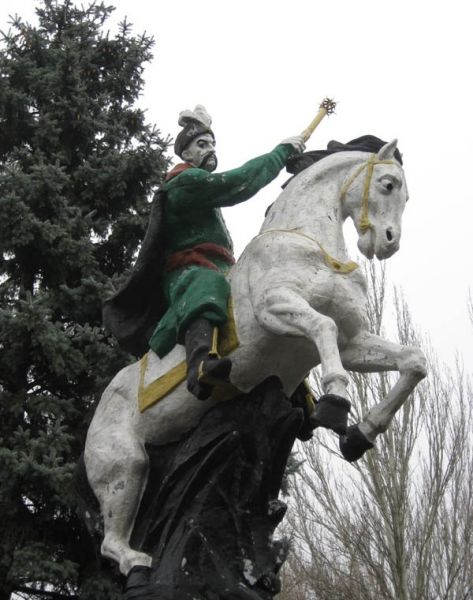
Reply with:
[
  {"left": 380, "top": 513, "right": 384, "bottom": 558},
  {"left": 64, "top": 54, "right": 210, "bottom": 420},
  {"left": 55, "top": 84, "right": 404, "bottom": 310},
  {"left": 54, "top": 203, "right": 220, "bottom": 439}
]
[{"left": 126, "top": 377, "right": 303, "bottom": 600}]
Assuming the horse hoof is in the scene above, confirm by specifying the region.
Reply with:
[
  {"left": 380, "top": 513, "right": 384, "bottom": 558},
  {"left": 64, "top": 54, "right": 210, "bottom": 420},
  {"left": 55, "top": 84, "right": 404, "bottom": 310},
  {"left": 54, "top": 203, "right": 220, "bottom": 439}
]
[
  {"left": 339, "top": 425, "right": 374, "bottom": 462},
  {"left": 125, "top": 565, "right": 152, "bottom": 597},
  {"left": 310, "top": 394, "right": 350, "bottom": 436}
]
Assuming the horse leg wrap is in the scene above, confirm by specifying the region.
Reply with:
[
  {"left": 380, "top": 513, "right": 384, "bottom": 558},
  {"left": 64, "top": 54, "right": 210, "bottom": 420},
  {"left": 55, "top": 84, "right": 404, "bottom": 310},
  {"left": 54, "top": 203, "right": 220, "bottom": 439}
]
[
  {"left": 310, "top": 394, "right": 351, "bottom": 436},
  {"left": 339, "top": 424, "right": 374, "bottom": 462},
  {"left": 185, "top": 318, "right": 232, "bottom": 401}
]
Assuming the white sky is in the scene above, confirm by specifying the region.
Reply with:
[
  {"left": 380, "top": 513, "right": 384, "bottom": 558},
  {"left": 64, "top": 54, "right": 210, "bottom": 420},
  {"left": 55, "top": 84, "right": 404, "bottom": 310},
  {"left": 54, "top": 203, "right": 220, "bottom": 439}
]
[{"left": 2, "top": 0, "right": 472, "bottom": 367}]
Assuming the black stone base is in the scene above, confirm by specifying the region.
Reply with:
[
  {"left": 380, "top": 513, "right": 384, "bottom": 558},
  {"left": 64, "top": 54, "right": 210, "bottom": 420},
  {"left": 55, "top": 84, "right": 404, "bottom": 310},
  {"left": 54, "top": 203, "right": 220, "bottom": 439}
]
[{"left": 125, "top": 376, "right": 304, "bottom": 600}]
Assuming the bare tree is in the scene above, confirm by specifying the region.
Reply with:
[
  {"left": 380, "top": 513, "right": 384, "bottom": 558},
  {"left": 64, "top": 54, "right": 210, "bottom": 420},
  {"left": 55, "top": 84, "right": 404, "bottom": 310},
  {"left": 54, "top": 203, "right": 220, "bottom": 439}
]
[{"left": 280, "top": 264, "right": 473, "bottom": 600}]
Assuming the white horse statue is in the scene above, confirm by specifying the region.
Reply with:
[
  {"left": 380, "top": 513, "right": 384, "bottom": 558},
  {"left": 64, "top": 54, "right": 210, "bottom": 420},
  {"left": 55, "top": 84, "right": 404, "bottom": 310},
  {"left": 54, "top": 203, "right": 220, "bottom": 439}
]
[{"left": 84, "top": 139, "right": 427, "bottom": 576}]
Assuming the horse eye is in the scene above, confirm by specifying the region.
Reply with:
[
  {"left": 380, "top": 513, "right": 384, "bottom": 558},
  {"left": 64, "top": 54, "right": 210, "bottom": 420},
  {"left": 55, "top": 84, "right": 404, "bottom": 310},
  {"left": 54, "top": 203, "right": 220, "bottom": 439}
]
[{"left": 381, "top": 178, "right": 394, "bottom": 192}]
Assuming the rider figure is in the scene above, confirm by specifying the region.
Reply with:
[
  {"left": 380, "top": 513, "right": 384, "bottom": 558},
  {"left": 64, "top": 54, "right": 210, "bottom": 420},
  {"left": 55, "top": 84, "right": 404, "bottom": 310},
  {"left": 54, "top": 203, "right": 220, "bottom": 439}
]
[
  {"left": 148, "top": 106, "right": 306, "bottom": 399},
  {"left": 103, "top": 106, "right": 369, "bottom": 437}
]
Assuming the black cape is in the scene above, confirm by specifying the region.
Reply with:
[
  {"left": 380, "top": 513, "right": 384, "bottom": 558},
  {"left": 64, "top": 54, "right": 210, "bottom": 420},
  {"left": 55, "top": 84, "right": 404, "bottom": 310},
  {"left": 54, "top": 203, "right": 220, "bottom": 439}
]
[{"left": 102, "top": 190, "right": 167, "bottom": 357}]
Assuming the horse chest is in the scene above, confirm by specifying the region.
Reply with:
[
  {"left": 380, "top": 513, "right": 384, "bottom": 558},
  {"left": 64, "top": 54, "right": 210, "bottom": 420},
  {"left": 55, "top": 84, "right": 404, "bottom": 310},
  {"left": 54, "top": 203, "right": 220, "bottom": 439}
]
[
  {"left": 304, "top": 267, "right": 368, "bottom": 338},
  {"left": 304, "top": 264, "right": 366, "bottom": 303}
]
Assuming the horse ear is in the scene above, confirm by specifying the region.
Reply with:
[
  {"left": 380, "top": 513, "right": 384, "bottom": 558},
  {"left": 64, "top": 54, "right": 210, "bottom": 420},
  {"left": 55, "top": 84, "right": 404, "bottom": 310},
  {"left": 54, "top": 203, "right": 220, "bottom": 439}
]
[{"left": 377, "top": 139, "right": 398, "bottom": 160}]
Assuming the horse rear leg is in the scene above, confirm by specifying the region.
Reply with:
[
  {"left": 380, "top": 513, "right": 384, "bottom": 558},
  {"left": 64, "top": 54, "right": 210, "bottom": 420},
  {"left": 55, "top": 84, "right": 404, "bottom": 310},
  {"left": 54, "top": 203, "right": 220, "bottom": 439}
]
[
  {"left": 84, "top": 424, "right": 151, "bottom": 575},
  {"left": 340, "top": 331, "right": 427, "bottom": 458}
]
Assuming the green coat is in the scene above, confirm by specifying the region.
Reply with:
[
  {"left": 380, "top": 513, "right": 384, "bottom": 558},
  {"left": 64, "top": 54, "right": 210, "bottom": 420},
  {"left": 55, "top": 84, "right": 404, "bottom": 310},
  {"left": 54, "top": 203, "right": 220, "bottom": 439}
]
[{"left": 149, "top": 143, "right": 295, "bottom": 358}]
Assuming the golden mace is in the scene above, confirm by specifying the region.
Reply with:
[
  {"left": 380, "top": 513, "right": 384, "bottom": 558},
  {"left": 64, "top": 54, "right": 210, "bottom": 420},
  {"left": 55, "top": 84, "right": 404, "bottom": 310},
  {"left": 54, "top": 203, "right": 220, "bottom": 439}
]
[{"left": 301, "top": 98, "right": 337, "bottom": 142}]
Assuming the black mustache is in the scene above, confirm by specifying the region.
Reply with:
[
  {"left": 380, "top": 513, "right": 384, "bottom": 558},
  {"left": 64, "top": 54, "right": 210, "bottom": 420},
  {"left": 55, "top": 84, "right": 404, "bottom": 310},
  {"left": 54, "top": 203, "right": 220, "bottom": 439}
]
[
  {"left": 200, "top": 152, "right": 217, "bottom": 169},
  {"left": 202, "top": 152, "right": 216, "bottom": 163}
]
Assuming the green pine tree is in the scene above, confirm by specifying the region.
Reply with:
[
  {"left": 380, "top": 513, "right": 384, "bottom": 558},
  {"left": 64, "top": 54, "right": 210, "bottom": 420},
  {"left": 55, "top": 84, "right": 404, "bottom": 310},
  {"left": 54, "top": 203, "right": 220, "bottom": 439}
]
[{"left": 0, "top": 1, "right": 170, "bottom": 597}]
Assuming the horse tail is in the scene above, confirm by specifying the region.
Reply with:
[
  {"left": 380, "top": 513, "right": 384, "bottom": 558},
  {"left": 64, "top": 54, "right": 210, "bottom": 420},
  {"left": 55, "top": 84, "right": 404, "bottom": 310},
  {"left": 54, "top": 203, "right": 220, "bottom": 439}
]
[{"left": 74, "top": 452, "right": 103, "bottom": 540}]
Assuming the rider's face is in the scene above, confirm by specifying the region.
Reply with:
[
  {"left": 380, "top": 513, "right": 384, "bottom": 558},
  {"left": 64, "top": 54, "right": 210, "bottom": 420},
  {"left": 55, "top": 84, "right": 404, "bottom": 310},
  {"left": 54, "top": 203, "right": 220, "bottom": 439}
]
[{"left": 182, "top": 133, "right": 218, "bottom": 172}]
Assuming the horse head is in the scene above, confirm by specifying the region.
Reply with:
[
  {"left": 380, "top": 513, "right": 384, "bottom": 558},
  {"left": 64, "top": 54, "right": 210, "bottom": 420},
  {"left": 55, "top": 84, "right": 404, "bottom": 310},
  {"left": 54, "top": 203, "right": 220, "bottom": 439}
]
[{"left": 340, "top": 140, "right": 408, "bottom": 260}]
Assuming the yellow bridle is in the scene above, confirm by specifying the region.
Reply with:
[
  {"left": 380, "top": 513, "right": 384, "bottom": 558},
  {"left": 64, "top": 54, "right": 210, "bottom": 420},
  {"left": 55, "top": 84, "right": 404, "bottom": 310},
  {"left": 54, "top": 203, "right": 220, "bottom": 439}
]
[
  {"left": 340, "top": 154, "right": 398, "bottom": 233},
  {"left": 253, "top": 154, "right": 401, "bottom": 275}
]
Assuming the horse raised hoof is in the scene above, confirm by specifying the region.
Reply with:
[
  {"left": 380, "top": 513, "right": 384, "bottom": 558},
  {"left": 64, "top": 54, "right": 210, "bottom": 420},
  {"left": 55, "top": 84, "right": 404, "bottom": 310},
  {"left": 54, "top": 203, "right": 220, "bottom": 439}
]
[
  {"left": 310, "top": 394, "right": 351, "bottom": 436},
  {"left": 339, "top": 424, "right": 374, "bottom": 462}
]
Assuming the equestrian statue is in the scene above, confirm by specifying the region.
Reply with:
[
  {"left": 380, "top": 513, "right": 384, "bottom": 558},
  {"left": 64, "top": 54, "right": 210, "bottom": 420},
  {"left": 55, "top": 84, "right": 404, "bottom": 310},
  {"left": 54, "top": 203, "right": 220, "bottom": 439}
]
[{"left": 80, "top": 101, "right": 427, "bottom": 599}]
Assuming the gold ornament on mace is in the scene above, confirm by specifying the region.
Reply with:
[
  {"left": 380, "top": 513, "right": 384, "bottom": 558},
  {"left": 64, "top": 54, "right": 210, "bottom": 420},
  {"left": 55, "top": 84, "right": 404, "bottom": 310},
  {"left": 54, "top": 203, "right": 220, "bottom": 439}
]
[{"left": 301, "top": 98, "right": 337, "bottom": 142}]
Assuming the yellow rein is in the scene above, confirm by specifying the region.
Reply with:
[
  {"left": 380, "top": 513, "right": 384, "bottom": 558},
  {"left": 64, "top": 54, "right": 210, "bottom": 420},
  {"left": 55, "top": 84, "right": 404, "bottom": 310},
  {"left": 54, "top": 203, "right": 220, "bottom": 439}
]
[{"left": 340, "top": 154, "right": 397, "bottom": 233}]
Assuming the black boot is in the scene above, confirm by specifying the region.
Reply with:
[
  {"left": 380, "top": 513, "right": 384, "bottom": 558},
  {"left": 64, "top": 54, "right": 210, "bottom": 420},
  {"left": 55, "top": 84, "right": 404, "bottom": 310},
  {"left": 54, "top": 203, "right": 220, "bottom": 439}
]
[{"left": 185, "top": 318, "right": 232, "bottom": 400}]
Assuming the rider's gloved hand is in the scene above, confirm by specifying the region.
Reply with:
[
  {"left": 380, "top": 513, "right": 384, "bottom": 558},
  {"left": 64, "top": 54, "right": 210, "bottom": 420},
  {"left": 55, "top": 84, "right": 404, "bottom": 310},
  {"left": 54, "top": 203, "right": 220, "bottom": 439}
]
[{"left": 280, "top": 135, "right": 306, "bottom": 154}]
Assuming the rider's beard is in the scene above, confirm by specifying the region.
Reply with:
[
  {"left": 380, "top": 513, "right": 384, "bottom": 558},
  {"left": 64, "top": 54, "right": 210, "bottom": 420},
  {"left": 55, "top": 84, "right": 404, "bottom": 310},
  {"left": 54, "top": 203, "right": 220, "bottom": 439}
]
[{"left": 200, "top": 152, "right": 218, "bottom": 172}]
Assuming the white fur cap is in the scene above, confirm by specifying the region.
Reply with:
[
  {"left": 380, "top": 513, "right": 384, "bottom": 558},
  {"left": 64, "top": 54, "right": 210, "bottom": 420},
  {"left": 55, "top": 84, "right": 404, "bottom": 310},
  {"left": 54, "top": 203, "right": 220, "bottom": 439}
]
[{"left": 178, "top": 105, "right": 212, "bottom": 128}]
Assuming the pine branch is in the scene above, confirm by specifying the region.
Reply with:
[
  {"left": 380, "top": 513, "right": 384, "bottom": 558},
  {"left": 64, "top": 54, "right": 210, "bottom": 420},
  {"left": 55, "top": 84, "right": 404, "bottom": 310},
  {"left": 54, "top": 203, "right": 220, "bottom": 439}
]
[{"left": 16, "top": 587, "right": 78, "bottom": 600}]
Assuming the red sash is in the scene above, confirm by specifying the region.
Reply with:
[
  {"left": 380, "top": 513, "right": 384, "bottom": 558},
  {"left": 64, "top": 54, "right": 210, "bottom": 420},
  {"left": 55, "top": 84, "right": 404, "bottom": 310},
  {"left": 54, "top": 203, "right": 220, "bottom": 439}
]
[{"left": 165, "top": 243, "right": 235, "bottom": 273}]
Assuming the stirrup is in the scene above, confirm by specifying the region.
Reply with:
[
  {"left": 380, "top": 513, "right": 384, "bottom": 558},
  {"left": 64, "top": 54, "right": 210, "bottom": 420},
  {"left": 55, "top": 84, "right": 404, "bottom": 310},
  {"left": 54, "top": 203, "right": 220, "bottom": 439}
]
[
  {"left": 198, "top": 356, "right": 232, "bottom": 386},
  {"left": 208, "top": 326, "right": 220, "bottom": 359},
  {"left": 198, "top": 326, "right": 232, "bottom": 385}
]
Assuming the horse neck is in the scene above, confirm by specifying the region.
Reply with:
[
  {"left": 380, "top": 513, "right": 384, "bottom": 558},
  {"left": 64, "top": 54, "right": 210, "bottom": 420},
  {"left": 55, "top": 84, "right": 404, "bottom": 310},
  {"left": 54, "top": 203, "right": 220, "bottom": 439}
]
[{"left": 261, "top": 153, "right": 364, "bottom": 256}]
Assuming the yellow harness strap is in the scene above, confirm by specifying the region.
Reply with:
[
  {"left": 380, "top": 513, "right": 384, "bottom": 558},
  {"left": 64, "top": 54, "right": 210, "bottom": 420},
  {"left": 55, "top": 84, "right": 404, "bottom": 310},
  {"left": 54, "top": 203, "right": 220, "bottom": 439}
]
[
  {"left": 256, "top": 229, "right": 359, "bottom": 274},
  {"left": 138, "top": 354, "right": 187, "bottom": 412}
]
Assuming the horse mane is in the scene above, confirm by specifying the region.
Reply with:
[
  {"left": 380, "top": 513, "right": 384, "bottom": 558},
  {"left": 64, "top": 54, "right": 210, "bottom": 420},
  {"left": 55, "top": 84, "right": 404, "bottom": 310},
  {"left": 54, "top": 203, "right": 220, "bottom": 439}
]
[
  {"left": 264, "top": 151, "right": 368, "bottom": 218},
  {"left": 287, "top": 135, "right": 403, "bottom": 176},
  {"left": 279, "top": 150, "right": 369, "bottom": 194}
]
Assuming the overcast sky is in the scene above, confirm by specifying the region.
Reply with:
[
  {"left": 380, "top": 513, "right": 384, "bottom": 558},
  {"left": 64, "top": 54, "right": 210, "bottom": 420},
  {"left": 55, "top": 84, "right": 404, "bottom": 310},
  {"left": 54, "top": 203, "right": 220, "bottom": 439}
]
[{"left": 2, "top": 0, "right": 472, "bottom": 367}]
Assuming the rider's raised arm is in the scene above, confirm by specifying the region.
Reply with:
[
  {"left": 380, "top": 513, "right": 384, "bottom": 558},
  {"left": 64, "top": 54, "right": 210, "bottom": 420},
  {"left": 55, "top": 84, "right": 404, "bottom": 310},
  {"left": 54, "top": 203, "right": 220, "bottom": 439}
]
[{"left": 165, "top": 143, "right": 301, "bottom": 210}]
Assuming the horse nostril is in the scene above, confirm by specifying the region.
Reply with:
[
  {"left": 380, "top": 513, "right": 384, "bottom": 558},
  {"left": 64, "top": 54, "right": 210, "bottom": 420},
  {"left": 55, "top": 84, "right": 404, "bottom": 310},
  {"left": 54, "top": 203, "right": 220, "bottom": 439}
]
[{"left": 386, "top": 229, "right": 393, "bottom": 242}]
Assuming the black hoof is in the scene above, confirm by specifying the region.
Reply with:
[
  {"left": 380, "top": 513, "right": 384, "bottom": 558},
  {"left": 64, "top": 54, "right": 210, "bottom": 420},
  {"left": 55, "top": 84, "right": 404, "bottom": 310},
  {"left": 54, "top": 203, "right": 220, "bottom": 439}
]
[
  {"left": 125, "top": 565, "right": 152, "bottom": 598},
  {"left": 310, "top": 394, "right": 351, "bottom": 436},
  {"left": 339, "top": 425, "right": 374, "bottom": 462}
]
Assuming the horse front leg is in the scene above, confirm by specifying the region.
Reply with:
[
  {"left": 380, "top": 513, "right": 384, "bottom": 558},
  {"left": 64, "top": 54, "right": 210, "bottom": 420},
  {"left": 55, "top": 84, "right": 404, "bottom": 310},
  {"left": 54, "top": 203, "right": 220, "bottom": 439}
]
[
  {"left": 339, "top": 331, "right": 427, "bottom": 461},
  {"left": 252, "top": 285, "right": 351, "bottom": 433}
]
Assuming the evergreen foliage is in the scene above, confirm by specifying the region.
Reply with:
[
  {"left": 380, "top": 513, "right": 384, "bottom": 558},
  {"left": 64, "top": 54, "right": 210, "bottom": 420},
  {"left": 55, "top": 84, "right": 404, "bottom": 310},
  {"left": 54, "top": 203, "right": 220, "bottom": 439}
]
[{"left": 0, "top": 1, "right": 170, "bottom": 597}]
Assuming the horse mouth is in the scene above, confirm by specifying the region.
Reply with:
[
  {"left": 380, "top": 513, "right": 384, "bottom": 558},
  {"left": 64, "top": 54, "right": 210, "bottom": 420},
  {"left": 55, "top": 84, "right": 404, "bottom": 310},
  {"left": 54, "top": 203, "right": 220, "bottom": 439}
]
[
  {"left": 357, "top": 231, "right": 375, "bottom": 259},
  {"left": 375, "top": 241, "right": 400, "bottom": 260},
  {"left": 358, "top": 229, "right": 399, "bottom": 260}
]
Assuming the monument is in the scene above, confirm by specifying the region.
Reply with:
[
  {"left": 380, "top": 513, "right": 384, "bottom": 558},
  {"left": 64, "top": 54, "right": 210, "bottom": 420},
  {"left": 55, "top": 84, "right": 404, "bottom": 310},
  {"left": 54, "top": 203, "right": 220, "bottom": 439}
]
[{"left": 78, "top": 101, "right": 427, "bottom": 598}]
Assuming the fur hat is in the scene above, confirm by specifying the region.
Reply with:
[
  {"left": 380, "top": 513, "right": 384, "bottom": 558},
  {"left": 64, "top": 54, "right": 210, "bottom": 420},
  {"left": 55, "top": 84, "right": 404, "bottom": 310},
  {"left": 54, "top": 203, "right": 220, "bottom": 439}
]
[{"left": 174, "top": 105, "right": 215, "bottom": 158}]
